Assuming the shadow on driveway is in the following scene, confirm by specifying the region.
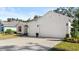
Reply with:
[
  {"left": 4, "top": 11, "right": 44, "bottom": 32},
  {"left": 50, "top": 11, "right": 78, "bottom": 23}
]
[
  {"left": 0, "top": 44, "right": 65, "bottom": 51},
  {"left": 0, "top": 44, "right": 50, "bottom": 51}
]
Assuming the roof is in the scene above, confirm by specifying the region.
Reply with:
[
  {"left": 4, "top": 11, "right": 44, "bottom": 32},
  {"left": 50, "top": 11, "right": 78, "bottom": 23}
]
[
  {"left": 2, "top": 21, "right": 19, "bottom": 27},
  {"left": 1, "top": 21, "right": 26, "bottom": 27},
  {"left": 27, "top": 11, "right": 73, "bottom": 22},
  {"left": 27, "top": 16, "right": 42, "bottom": 22},
  {"left": 17, "top": 21, "right": 27, "bottom": 25},
  {"left": 45, "top": 10, "right": 73, "bottom": 19}
]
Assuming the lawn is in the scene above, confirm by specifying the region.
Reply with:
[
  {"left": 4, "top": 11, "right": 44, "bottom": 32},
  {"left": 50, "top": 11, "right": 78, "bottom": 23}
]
[
  {"left": 0, "top": 34, "right": 17, "bottom": 39},
  {"left": 49, "top": 41, "right": 79, "bottom": 51}
]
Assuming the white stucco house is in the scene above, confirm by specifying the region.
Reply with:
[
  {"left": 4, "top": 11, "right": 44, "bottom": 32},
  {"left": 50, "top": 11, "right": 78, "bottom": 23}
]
[
  {"left": 0, "top": 11, "right": 73, "bottom": 38},
  {"left": 27, "top": 11, "right": 73, "bottom": 38}
]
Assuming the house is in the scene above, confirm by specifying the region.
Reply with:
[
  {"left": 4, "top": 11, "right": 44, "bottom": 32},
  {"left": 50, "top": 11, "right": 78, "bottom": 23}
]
[
  {"left": 16, "top": 22, "right": 28, "bottom": 35},
  {"left": 0, "top": 11, "right": 73, "bottom": 38},
  {"left": 1, "top": 20, "right": 27, "bottom": 34},
  {"left": 2, "top": 21, "right": 19, "bottom": 32},
  {"left": 27, "top": 11, "right": 73, "bottom": 38}
]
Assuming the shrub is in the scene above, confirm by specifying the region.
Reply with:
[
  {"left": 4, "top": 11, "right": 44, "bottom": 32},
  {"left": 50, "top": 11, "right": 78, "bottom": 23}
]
[
  {"left": 5, "top": 29, "right": 13, "bottom": 34},
  {"left": 64, "top": 37, "right": 79, "bottom": 43},
  {"left": 12, "top": 31, "right": 17, "bottom": 34}
]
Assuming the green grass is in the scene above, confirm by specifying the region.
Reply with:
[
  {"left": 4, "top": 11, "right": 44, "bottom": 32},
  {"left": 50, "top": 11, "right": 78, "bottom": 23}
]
[
  {"left": 0, "top": 33, "right": 17, "bottom": 39},
  {"left": 49, "top": 41, "right": 79, "bottom": 51}
]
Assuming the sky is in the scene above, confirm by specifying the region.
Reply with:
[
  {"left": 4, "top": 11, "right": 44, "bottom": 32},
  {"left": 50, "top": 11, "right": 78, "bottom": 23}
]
[{"left": 0, "top": 7, "right": 56, "bottom": 21}]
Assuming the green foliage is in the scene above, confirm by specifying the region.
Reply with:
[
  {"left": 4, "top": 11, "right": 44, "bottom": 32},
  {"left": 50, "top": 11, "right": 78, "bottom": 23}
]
[
  {"left": 75, "top": 8, "right": 79, "bottom": 18},
  {"left": 64, "top": 37, "right": 79, "bottom": 43},
  {"left": 5, "top": 29, "right": 14, "bottom": 34},
  {"left": 26, "top": 18, "right": 32, "bottom": 22},
  {"left": 71, "top": 20, "right": 79, "bottom": 38},
  {"left": 69, "top": 19, "right": 79, "bottom": 43},
  {"left": 33, "top": 15, "right": 39, "bottom": 19},
  {"left": 71, "top": 16, "right": 79, "bottom": 40},
  {"left": 12, "top": 30, "right": 17, "bottom": 34},
  {"left": 53, "top": 41, "right": 79, "bottom": 51},
  {"left": 53, "top": 7, "right": 77, "bottom": 17}
]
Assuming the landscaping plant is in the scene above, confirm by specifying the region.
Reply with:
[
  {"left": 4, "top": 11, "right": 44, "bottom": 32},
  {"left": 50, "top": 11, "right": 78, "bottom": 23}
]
[
  {"left": 69, "top": 9, "right": 79, "bottom": 43},
  {"left": 5, "top": 29, "right": 14, "bottom": 34}
]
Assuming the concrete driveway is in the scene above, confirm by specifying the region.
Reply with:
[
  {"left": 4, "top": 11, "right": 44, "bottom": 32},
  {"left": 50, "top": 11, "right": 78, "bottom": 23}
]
[{"left": 0, "top": 37, "right": 61, "bottom": 51}]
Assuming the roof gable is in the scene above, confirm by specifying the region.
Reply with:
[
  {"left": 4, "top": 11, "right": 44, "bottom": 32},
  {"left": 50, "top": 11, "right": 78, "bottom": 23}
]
[{"left": 27, "top": 11, "right": 73, "bottom": 23}]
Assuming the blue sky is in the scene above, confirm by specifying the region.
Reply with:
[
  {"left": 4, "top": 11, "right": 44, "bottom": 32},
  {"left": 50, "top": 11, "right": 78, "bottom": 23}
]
[{"left": 0, "top": 7, "right": 56, "bottom": 21}]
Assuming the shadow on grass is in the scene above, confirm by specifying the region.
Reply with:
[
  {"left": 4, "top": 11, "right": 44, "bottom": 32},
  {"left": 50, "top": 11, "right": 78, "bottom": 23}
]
[
  {"left": 48, "top": 48, "right": 66, "bottom": 51},
  {"left": 47, "top": 39, "right": 62, "bottom": 41}
]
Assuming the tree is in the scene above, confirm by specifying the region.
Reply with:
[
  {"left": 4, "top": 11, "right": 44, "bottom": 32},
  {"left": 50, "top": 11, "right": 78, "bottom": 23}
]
[
  {"left": 26, "top": 18, "right": 31, "bottom": 22},
  {"left": 53, "top": 7, "right": 77, "bottom": 17},
  {"left": 34, "top": 15, "right": 39, "bottom": 19},
  {"left": 7, "top": 18, "right": 16, "bottom": 22},
  {"left": 71, "top": 19, "right": 78, "bottom": 38},
  {"left": 75, "top": 8, "right": 79, "bottom": 19},
  {"left": 53, "top": 8, "right": 60, "bottom": 13},
  {"left": 71, "top": 8, "right": 79, "bottom": 42},
  {"left": 7, "top": 18, "right": 23, "bottom": 22}
]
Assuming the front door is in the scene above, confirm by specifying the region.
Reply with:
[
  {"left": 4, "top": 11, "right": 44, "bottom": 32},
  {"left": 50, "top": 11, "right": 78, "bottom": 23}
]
[{"left": 24, "top": 25, "right": 28, "bottom": 35}]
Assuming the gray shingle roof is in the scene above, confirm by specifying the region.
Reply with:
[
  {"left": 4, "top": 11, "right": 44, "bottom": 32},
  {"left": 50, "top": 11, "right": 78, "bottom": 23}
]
[
  {"left": 2, "top": 21, "right": 19, "bottom": 27},
  {"left": 2, "top": 21, "right": 27, "bottom": 27}
]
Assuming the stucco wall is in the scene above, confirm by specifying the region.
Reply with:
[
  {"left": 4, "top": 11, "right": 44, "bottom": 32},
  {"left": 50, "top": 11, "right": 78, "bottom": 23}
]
[
  {"left": 28, "top": 21, "right": 37, "bottom": 36},
  {"left": 16, "top": 22, "right": 27, "bottom": 34},
  {"left": 28, "top": 11, "right": 72, "bottom": 38}
]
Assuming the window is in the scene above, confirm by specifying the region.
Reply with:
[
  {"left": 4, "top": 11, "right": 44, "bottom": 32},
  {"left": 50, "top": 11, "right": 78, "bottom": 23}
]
[
  {"left": 18, "top": 26, "right": 22, "bottom": 32},
  {"left": 66, "top": 23, "right": 68, "bottom": 26},
  {"left": 1, "top": 24, "right": 3, "bottom": 26},
  {"left": 24, "top": 25, "right": 28, "bottom": 27},
  {"left": 24, "top": 25, "right": 28, "bottom": 33},
  {"left": 37, "top": 25, "right": 39, "bottom": 27}
]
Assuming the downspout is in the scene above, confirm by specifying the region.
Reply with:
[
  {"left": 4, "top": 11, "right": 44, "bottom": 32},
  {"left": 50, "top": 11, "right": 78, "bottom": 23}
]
[{"left": 68, "top": 22, "right": 71, "bottom": 38}]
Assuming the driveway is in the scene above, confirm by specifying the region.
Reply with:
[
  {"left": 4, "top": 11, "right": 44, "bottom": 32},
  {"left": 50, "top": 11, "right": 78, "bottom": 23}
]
[{"left": 0, "top": 37, "right": 61, "bottom": 51}]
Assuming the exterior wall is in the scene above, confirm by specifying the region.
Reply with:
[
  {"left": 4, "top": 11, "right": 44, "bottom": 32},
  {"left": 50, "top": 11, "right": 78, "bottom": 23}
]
[
  {"left": 28, "top": 11, "right": 72, "bottom": 38},
  {"left": 16, "top": 23, "right": 27, "bottom": 34},
  {"left": 17, "top": 24, "right": 24, "bottom": 34},
  {"left": 28, "top": 21, "right": 38, "bottom": 36},
  {"left": 4, "top": 27, "right": 16, "bottom": 31}
]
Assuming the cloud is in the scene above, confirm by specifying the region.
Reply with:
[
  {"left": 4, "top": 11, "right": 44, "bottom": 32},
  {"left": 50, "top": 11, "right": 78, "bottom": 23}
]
[
  {"left": 0, "top": 8, "right": 29, "bottom": 20},
  {"left": 0, "top": 7, "right": 55, "bottom": 21},
  {"left": 0, "top": 8, "right": 41, "bottom": 20}
]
